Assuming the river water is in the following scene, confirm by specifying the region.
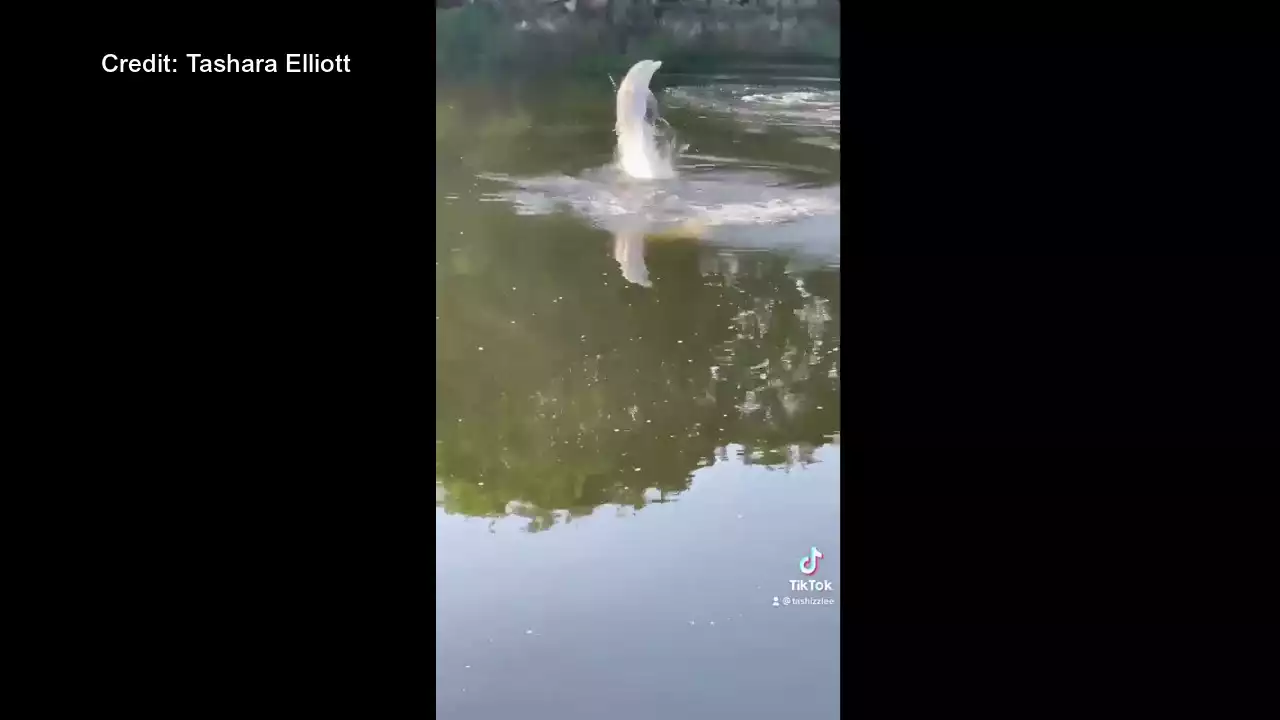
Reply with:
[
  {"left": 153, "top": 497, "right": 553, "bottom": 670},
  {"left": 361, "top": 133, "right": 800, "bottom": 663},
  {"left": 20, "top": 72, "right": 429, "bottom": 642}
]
[{"left": 436, "top": 65, "right": 841, "bottom": 719}]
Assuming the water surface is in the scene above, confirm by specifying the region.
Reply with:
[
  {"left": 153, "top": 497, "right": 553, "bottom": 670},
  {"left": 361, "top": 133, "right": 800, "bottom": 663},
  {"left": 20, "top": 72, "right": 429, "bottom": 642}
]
[{"left": 436, "top": 68, "right": 841, "bottom": 719}]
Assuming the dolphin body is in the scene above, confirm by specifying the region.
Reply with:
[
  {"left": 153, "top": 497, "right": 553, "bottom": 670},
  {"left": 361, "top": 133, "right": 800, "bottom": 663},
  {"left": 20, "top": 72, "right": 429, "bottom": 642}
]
[{"left": 614, "top": 60, "right": 672, "bottom": 180}]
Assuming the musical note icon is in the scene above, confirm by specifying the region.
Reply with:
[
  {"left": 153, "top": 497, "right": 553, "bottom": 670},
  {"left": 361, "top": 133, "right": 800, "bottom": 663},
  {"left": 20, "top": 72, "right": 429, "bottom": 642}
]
[{"left": 799, "top": 546, "right": 823, "bottom": 576}]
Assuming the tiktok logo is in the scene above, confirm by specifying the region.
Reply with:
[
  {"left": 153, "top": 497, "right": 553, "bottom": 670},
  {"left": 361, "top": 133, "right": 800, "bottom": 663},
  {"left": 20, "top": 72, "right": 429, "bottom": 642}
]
[{"left": 799, "top": 546, "right": 823, "bottom": 576}]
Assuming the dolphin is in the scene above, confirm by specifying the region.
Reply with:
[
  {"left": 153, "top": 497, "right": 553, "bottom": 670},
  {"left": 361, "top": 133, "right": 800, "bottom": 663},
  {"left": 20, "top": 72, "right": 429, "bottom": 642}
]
[{"left": 615, "top": 59, "right": 672, "bottom": 180}]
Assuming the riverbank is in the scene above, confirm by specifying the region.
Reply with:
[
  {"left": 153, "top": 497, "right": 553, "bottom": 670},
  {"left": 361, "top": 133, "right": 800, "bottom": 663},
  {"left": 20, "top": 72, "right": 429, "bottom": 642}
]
[{"left": 436, "top": 0, "right": 841, "bottom": 82}]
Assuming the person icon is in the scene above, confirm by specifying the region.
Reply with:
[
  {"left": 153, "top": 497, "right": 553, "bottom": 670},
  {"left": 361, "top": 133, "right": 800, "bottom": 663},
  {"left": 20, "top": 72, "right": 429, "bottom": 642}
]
[{"left": 772, "top": 597, "right": 780, "bottom": 607}]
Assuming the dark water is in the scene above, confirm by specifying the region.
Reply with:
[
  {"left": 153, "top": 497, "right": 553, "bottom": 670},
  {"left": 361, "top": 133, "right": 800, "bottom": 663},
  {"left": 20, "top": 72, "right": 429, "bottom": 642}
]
[{"left": 436, "top": 68, "right": 841, "bottom": 719}]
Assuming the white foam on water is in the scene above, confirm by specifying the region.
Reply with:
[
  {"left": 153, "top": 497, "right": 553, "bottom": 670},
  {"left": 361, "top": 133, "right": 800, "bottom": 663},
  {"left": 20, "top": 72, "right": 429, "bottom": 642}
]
[
  {"left": 666, "top": 84, "right": 841, "bottom": 134},
  {"left": 479, "top": 169, "right": 840, "bottom": 263}
]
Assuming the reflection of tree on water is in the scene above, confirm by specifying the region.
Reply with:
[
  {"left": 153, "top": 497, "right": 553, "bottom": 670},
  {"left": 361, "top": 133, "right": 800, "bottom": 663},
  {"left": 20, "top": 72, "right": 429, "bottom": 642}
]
[{"left": 437, "top": 200, "right": 839, "bottom": 532}]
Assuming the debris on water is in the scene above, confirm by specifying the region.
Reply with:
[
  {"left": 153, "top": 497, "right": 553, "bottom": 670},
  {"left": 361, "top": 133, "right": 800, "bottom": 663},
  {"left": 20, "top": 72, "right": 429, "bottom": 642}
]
[
  {"left": 709, "top": 621, "right": 715, "bottom": 626},
  {"left": 526, "top": 629, "right": 534, "bottom": 634},
  {"left": 464, "top": 665, "right": 471, "bottom": 669},
  {"left": 688, "top": 620, "right": 696, "bottom": 626}
]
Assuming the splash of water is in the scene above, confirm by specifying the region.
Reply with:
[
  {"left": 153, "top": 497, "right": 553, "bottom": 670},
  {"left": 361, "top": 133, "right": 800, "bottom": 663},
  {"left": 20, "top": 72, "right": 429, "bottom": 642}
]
[
  {"left": 615, "top": 60, "right": 679, "bottom": 180},
  {"left": 479, "top": 64, "right": 841, "bottom": 287}
]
